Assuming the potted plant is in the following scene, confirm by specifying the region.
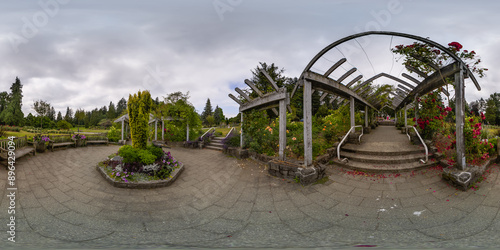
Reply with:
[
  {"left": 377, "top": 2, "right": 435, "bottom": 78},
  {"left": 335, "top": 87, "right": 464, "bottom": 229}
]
[
  {"left": 33, "top": 134, "right": 49, "bottom": 153},
  {"left": 72, "top": 134, "right": 87, "bottom": 147}
]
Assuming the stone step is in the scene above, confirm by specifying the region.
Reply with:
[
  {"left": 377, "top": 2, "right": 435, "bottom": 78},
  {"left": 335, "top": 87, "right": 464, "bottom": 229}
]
[
  {"left": 341, "top": 143, "right": 425, "bottom": 156},
  {"left": 378, "top": 121, "right": 396, "bottom": 126},
  {"left": 338, "top": 150, "right": 431, "bottom": 164},
  {"left": 208, "top": 142, "right": 224, "bottom": 147},
  {"left": 205, "top": 145, "right": 223, "bottom": 151},
  {"left": 330, "top": 157, "right": 439, "bottom": 173}
]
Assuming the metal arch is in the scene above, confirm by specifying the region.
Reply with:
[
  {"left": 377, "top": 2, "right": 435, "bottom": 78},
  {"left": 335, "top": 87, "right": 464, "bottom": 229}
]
[{"left": 302, "top": 31, "right": 481, "bottom": 91}]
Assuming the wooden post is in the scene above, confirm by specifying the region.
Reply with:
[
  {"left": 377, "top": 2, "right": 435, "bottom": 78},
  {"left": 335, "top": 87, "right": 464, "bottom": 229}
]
[
  {"left": 155, "top": 120, "right": 158, "bottom": 141},
  {"left": 455, "top": 66, "right": 466, "bottom": 170},
  {"left": 404, "top": 104, "right": 407, "bottom": 127},
  {"left": 414, "top": 95, "right": 419, "bottom": 120},
  {"left": 350, "top": 96, "right": 355, "bottom": 128},
  {"left": 279, "top": 97, "right": 287, "bottom": 161},
  {"left": 121, "top": 120, "right": 124, "bottom": 141},
  {"left": 162, "top": 120, "right": 164, "bottom": 140},
  {"left": 303, "top": 80, "right": 313, "bottom": 166},
  {"left": 240, "top": 112, "right": 244, "bottom": 148},
  {"left": 364, "top": 106, "right": 368, "bottom": 127}
]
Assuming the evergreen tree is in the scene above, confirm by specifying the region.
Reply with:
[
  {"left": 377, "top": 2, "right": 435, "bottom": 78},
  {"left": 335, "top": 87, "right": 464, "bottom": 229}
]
[
  {"left": 48, "top": 106, "right": 56, "bottom": 121},
  {"left": 250, "top": 62, "right": 287, "bottom": 95},
  {"left": 116, "top": 97, "right": 127, "bottom": 116},
  {"left": 201, "top": 98, "right": 213, "bottom": 125},
  {"left": 0, "top": 91, "right": 8, "bottom": 114},
  {"left": 107, "top": 101, "right": 116, "bottom": 119},
  {"left": 213, "top": 105, "right": 225, "bottom": 125},
  {"left": 485, "top": 98, "right": 497, "bottom": 125},
  {"left": 64, "top": 107, "right": 73, "bottom": 124},
  {"left": 56, "top": 111, "right": 63, "bottom": 121},
  {"left": 128, "top": 90, "right": 152, "bottom": 149},
  {"left": 75, "top": 109, "right": 85, "bottom": 126},
  {"left": 0, "top": 77, "right": 24, "bottom": 125}
]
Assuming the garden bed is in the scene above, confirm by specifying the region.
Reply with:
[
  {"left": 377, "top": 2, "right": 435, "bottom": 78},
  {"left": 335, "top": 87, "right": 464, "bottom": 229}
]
[
  {"left": 96, "top": 144, "right": 184, "bottom": 189},
  {"left": 96, "top": 162, "right": 184, "bottom": 189}
]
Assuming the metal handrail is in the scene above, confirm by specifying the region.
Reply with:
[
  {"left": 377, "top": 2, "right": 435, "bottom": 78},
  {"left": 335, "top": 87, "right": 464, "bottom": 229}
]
[
  {"left": 200, "top": 127, "right": 215, "bottom": 140},
  {"left": 225, "top": 127, "right": 235, "bottom": 139},
  {"left": 406, "top": 126, "right": 428, "bottom": 163},
  {"left": 337, "top": 125, "right": 364, "bottom": 160}
]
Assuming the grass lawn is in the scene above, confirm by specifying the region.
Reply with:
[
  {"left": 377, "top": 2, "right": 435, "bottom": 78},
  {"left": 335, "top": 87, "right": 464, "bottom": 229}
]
[{"left": 202, "top": 126, "right": 241, "bottom": 137}]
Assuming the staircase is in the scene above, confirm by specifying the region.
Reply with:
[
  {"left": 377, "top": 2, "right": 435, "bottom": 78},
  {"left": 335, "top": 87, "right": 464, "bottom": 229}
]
[
  {"left": 205, "top": 136, "right": 225, "bottom": 151},
  {"left": 378, "top": 120, "right": 396, "bottom": 126},
  {"left": 331, "top": 126, "right": 437, "bottom": 173}
]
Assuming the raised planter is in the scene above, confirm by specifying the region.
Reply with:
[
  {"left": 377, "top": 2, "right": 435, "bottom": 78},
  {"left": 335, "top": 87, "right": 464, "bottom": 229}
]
[
  {"left": 268, "top": 159, "right": 326, "bottom": 185},
  {"left": 96, "top": 162, "right": 184, "bottom": 189},
  {"left": 223, "top": 147, "right": 248, "bottom": 159},
  {"left": 442, "top": 155, "right": 497, "bottom": 191}
]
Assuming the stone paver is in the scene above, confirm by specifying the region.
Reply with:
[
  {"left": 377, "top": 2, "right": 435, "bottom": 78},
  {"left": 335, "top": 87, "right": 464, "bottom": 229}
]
[{"left": 0, "top": 145, "right": 500, "bottom": 249}]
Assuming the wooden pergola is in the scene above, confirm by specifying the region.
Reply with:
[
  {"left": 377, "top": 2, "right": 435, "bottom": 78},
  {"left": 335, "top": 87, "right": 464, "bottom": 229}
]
[
  {"left": 296, "top": 31, "right": 481, "bottom": 170},
  {"left": 114, "top": 114, "right": 188, "bottom": 143}
]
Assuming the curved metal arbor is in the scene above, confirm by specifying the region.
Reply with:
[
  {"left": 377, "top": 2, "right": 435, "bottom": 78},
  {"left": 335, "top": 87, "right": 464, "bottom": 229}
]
[{"left": 298, "top": 31, "right": 480, "bottom": 169}]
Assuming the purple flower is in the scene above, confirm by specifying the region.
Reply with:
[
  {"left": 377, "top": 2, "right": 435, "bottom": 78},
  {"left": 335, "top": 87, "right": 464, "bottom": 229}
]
[{"left": 116, "top": 173, "right": 120, "bottom": 177}]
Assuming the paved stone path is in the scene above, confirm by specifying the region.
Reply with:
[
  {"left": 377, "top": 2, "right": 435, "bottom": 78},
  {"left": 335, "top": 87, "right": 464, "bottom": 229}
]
[{"left": 1, "top": 145, "right": 500, "bottom": 248}]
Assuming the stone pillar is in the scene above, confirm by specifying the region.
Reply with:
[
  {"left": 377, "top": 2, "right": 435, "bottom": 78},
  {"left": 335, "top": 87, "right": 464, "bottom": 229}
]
[
  {"left": 186, "top": 123, "right": 190, "bottom": 141},
  {"left": 455, "top": 66, "right": 466, "bottom": 170},
  {"left": 279, "top": 98, "right": 287, "bottom": 161},
  {"left": 350, "top": 96, "right": 355, "bottom": 128},
  {"left": 303, "top": 80, "right": 313, "bottom": 166}
]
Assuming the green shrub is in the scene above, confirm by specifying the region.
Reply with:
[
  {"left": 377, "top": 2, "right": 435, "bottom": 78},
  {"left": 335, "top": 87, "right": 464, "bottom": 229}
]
[
  {"left": 118, "top": 145, "right": 140, "bottom": 163},
  {"left": 108, "top": 126, "right": 121, "bottom": 142},
  {"left": 489, "top": 137, "right": 498, "bottom": 153},
  {"left": 57, "top": 120, "right": 73, "bottom": 130},
  {"left": 137, "top": 149, "right": 156, "bottom": 165},
  {"left": 147, "top": 145, "right": 164, "bottom": 160}
]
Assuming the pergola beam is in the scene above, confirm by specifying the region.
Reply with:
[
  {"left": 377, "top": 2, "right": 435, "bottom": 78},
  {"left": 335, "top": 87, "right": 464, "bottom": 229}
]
[
  {"left": 396, "top": 62, "right": 461, "bottom": 110},
  {"left": 260, "top": 69, "right": 280, "bottom": 91},
  {"left": 303, "top": 71, "right": 378, "bottom": 110},
  {"left": 239, "top": 89, "right": 288, "bottom": 112},
  {"left": 323, "top": 58, "right": 347, "bottom": 77},
  {"left": 245, "top": 79, "right": 279, "bottom": 115},
  {"left": 405, "top": 65, "right": 428, "bottom": 78},
  {"left": 337, "top": 68, "right": 357, "bottom": 83},
  {"left": 345, "top": 75, "right": 363, "bottom": 88}
]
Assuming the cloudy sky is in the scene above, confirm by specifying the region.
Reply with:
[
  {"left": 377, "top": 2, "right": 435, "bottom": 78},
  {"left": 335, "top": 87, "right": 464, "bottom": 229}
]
[{"left": 0, "top": 0, "right": 498, "bottom": 118}]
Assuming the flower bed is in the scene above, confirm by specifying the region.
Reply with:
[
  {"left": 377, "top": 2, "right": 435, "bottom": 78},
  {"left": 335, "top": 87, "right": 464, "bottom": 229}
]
[{"left": 96, "top": 146, "right": 184, "bottom": 188}]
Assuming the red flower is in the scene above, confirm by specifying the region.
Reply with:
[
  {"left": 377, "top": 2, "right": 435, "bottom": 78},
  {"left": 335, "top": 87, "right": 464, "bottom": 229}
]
[
  {"left": 448, "top": 42, "right": 463, "bottom": 51},
  {"left": 469, "top": 118, "right": 474, "bottom": 123}
]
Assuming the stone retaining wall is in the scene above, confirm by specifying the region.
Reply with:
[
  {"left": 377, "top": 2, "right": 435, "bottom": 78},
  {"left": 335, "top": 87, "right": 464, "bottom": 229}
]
[{"left": 96, "top": 163, "right": 184, "bottom": 189}]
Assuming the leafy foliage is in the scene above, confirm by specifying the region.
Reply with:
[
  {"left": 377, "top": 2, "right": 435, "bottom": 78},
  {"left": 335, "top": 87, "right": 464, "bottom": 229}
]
[
  {"left": 392, "top": 41, "right": 487, "bottom": 78},
  {"left": 128, "top": 90, "right": 152, "bottom": 149},
  {"left": 157, "top": 91, "right": 202, "bottom": 141}
]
